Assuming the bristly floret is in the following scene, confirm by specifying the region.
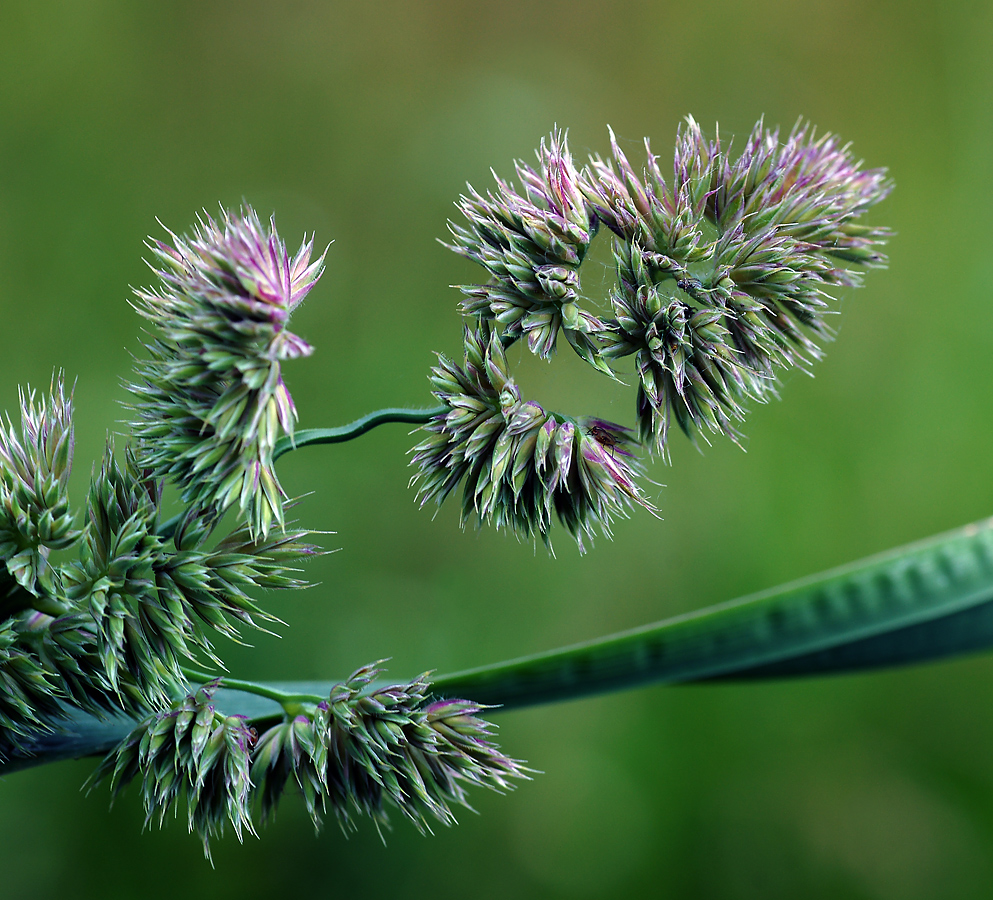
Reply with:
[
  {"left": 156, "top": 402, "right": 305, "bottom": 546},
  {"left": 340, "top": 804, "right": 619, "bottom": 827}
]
[
  {"left": 447, "top": 130, "right": 610, "bottom": 373},
  {"left": 410, "top": 322, "right": 657, "bottom": 553},
  {"left": 128, "top": 206, "right": 326, "bottom": 538},
  {"left": 0, "top": 374, "right": 79, "bottom": 602},
  {"left": 583, "top": 120, "right": 718, "bottom": 267},
  {"left": 708, "top": 118, "right": 892, "bottom": 255},
  {"left": 585, "top": 117, "right": 891, "bottom": 454}
]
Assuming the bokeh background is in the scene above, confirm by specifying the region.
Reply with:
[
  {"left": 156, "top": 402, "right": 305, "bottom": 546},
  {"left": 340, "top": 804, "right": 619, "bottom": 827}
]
[{"left": 2, "top": 1, "right": 993, "bottom": 897}]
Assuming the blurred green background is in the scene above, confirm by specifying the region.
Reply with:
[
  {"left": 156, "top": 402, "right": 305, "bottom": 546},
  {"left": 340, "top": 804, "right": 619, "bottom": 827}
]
[{"left": 2, "top": 0, "right": 993, "bottom": 897}]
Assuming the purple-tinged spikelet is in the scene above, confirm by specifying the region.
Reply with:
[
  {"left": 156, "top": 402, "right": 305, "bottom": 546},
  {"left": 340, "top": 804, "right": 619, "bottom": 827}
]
[
  {"left": 0, "top": 374, "right": 79, "bottom": 600},
  {"left": 584, "top": 117, "right": 891, "bottom": 452},
  {"left": 128, "top": 206, "right": 326, "bottom": 538},
  {"left": 410, "top": 324, "right": 657, "bottom": 553},
  {"left": 253, "top": 662, "right": 530, "bottom": 834},
  {"left": 447, "top": 130, "right": 610, "bottom": 373}
]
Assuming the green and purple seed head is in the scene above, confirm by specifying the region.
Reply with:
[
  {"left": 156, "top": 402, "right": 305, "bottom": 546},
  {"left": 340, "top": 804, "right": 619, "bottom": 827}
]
[{"left": 128, "top": 206, "right": 326, "bottom": 537}]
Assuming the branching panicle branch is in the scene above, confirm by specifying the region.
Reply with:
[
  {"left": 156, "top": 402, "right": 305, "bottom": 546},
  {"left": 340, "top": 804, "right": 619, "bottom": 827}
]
[{"left": 0, "top": 118, "right": 898, "bottom": 857}]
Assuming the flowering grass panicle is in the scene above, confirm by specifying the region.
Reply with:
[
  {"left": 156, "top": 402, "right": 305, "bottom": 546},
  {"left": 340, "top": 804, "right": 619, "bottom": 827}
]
[
  {"left": 0, "top": 117, "right": 892, "bottom": 857},
  {"left": 0, "top": 379, "right": 87, "bottom": 754},
  {"left": 128, "top": 207, "right": 326, "bottom": 538},
  {"left": 411, "top": 323, "right": 657, "bottom": 552},
  {"left": 0, "top": 210, "right": 324, "bottom": 785},
  {"left": 584, "top": 117, "right": 891, "bottom": 453},
  {"left": 0, "top": 396, "right": 319, "bottom": 746}
]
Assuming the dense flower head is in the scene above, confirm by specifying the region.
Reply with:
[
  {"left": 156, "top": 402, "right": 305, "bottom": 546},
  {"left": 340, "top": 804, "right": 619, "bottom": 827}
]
[
  {"left": 0, "top": 372, "right": 319, "bottom": 769},
  {"left": 59, "top": 444, "right": 318, "bottom": 709},
  {"left": 0, "top": 378, "right": 92, "bottom": 755},
  {"left": 0, "top": 375, "right": 78, "bottom": 600},
  {"left": 128, "top": 206, "right": 326, "bottom": 538},
  {"left": 448, "top": 130, "right": 609, "bottom": 372},
  {"left": 89, "top": 683, "right": 256, "bottom": 860},
  {"left": 0, "top": 215, "right": 324, "bottom": 775},
  {"left": 585, "top": 117, "right": 891, "bottom": 452},
  {"left": 253, "top": 662, "right": 530, "bottom": 835},
  {"left": 411, "top": 323, "right": 658, "bottom": 553},
  {"left": 0, "top": 124, "right": 891, "bottom": 855},
  {"left": 601, "top": 245, "right": 760, "bottom": 455},
  {"left": 93, "top": 664, "right": 528, "bottom": 854},
  {"left": 430, "top": 118, "right": 890, "bottom": 543},
  {"left": 0, "top": 402, "right": 320, "bottom": 742}
]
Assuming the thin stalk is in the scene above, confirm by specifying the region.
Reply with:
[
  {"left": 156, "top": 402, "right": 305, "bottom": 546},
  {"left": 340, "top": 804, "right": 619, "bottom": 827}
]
[
  {"left": 180, "top": 665, "right": 324, "bottom": 708},
  {"left": 156, "top": 405, "right": 447, "bottom": 538},
  {"left": 273, "top": 406, "right": 447, "bottom": 461}
]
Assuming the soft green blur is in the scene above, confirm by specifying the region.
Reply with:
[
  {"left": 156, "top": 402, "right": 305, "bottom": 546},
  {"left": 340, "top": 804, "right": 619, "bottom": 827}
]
[{"left": 2, "top": 1, "right": 993, "bottom": 896}]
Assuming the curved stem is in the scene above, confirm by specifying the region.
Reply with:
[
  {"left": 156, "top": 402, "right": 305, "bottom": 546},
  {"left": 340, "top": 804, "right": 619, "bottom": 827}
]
[
  {"left": 180, "top": 665, "right": 324, "bottom": 708},
  {"left": 273, "top": 406, "right": 447, "bottom": 461},
  {"left": 156, "top": 405, "right": 448, "bottom": 538}
]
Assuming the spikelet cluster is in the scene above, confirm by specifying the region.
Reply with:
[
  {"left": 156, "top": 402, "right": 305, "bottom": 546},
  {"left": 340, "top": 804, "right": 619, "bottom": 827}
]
[
  {"left": 419, "top": 117, "right": 890, "bottom": 543},
  {"left": 448, "top": 131, "right": 608, "bottom": 372},
  {"left": 253, "top": 663, "right": 528, "bottom": 834},
  {"left": 128, "top": 207, "right": 326, "bottom": 538},
  {"left": 89, "top": 683, "right": 256, "bottom": 860},
  {"left": 0, "top": 376, "right": 78, "bottom": 603},
  {"left": 311, "top": 662, "right": 528, "bottom": 832},
  {"left": 0, "top": 377, "right": 318, "bottom": 757},
  {"left": 585, "top": 118, "right": 891, "bottom": 451},
  {"left": 94, "top": 664, "right": 529, "bottom": 855},
  {"left": 0, "top": 619, "right": 63, "bottom": 756},
  {"left": 60, "top": 445, "right": 317, "bottom": 708},
  {"left": 411, "top": 324, "right": 657, "bottom": 552},
  {"left": 0, "top": 377, "right": 89, "bottom": 754}
]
